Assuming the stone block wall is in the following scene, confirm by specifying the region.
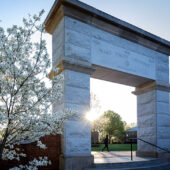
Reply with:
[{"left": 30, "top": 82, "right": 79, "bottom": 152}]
[
  {"left": 64, "top": 16, "right": 168, "bottom": 81},
  {"left": 52, "top": 18, "right": 65, "bottom": 66},
  {"left": 61, "top": 70, "right": 91, "bottom": 156},
  {"left": 137, "top": 90, "right": 157, "bottom": 156},
  {"left": 156, "top": 90, "right": 170, "bottom": 152},
  {"left": 50, "top": 6, "right": 170, "bottom": 163},
  {"left": 136, "top": 82, "right": 170, "bottom": 157}
]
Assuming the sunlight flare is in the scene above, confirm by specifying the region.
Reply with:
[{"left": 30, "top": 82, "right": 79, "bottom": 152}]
[{"left": 85, "top": 109, "right": 99, "bottom": 122}]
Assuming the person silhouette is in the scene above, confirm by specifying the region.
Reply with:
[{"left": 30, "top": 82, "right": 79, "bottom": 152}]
[{"left": 102, "top": 135, "right": 109, "bottom": 151}]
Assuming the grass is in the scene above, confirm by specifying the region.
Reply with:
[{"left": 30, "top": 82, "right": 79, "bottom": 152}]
[{"left": 91, "top": 144, "right": 137, "bottom": 151}]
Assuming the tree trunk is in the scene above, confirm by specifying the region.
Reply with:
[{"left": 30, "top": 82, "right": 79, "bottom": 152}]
[{"left": 0, "top": 129, "right": 8, "bottom": 160}]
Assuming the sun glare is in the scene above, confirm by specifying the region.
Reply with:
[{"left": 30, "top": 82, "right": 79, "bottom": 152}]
[{"left": 85, "top": 110, "right": 99, "bottom": 122}]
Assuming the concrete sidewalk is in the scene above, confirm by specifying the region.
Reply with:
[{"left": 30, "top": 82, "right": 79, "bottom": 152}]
[{"left": 92, "top": 151, "right": 155, "bottom": 164}]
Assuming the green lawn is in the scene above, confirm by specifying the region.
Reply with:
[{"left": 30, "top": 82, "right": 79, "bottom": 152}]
[{"left": 91, "top": 144, "right": 137, "bottom": 151}]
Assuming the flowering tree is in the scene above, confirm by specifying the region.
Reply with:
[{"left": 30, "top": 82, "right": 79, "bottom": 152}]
[{"left": 0, "top": 10, "right": 73, "bottom": 169}]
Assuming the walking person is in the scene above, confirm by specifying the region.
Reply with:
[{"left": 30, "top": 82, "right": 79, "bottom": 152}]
[{"left": 102, "top": 135, "right": 109, "bottom": 151}]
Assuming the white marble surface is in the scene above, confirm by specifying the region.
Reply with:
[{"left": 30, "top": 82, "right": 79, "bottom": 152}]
[
  {"left": 64, "top": 16, "right": 169, "bottom": 82},
  {"left": 52, "top": 15, "right": 170, "bottom": 158}
]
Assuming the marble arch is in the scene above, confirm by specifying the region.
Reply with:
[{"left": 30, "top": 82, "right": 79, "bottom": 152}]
[{"left": 45, "top": 0, "right": 170, "bottom": 169}]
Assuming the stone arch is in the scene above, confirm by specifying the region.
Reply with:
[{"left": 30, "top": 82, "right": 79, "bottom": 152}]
[{"left": 45, "top": 1, "right": 170, "bottom": 169}]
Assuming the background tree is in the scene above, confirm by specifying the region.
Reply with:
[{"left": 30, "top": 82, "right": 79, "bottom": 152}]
[
  {"left": 103, "top": 110, "right": 125, "bottom": 143},
  {"left": 0, "top": 10, "right": 73, "bottom": 169},
  {"left": 91, "top": 116, "right": 108, "bottom": 139},
  {"left": 91, "top": 110, "right": 125, "bottom": 143}
]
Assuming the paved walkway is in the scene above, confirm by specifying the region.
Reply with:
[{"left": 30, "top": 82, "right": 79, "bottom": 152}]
[{"left": 91, "top": 151, "right": 155, "bottom": 164}]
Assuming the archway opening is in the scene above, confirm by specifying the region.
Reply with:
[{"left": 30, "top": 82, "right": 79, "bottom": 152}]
[{"left": 88, "top": 75, "right": 138, "bottom": 163}]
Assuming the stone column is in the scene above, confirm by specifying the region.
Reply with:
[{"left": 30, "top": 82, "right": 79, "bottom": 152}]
[
  {"left": 133, "top": 81, "right": 170, "bottom": 158},
  {"left": 50, "top": 17, "right": 95, "bottom": 170},
  {"left": 56, "top": 59, "right": 95, "bottom": 170}
]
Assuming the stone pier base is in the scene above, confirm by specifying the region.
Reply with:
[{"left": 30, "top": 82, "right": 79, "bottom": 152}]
[
  {"left": 59, "top": 154, "right": 94, "bottom": 170},
  {"left": 136, "top": 151, "right": 158, "bottom": 158},
  {"left": 137, "top": 151, "right": 170, "bottom": 160},
  {"left": 158, "top": 153, "right": 170, "bottom": 161}
]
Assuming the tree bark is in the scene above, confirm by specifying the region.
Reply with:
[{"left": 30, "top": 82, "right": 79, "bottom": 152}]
[{"left": 0, "top": 129, "right": 8, "bottom": 160}]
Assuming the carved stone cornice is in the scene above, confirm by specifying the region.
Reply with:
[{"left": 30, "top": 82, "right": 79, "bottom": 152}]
[
  {"left": 132, "top": 81, "right": 170, "bottom": 95},
  {"left": 48, "top": 57, "right": 95, "bottom": 79},
  {"left": 45, "top": 0, "right": 170, "bottom": 55}
]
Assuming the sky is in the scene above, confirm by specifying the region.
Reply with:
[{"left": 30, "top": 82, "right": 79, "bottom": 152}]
[{"left": 1, "top": 0, "right": 170, "bottom": 124}]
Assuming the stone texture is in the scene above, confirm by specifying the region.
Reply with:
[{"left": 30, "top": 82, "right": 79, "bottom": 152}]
[
  {"left": 156, "top": 55, "right": 169, "bottom": 83},
  {"left": 52, "top": 18, "right": 65, "bottom": 66},
  {"left": 65, "top": 103, "right": 89, "bottom": 116},
  {"left": 156, "top": 90, "right": 169, "bottom": 103},
  {"left": 62, "top": 70, "right": 91, "bottom": 155},
  {"left": 54, "top": 69, "right": 92, "bottom": 169},
  {"left": 91, "top": 38, "right": 155, "bottom": 79},
  {"left": 65, "top": 70, "right": 90, "bottom": 89},
  {"left": 138, "top": 89, "right": 155, "bottom": 101},
  {"left": 157, "top": 102, "right": 169, "bottom": 114},
  {"left": 157, "top": 139, "right": 170, "bottom": 150},
  {"left": 65, "top": 29, "right": 91, "bottom": 49},
  {"left": 137, "top": 89, "right": 157, "bottom": 154},
  {"left": 138, "top": 114, "right": 156, "bottom": 127},
  {"left": 156, "top": 90, "right": 170, "bottom": 152},
  {"left": 60, "top": 155, "right": 94, "bottom": 170},
  {"left": 64, "top": 85, "right": 90, "bottom": 105},
  {"left": 137, "top": 87, "right": 170, "bottom": 157},
  {"left": 64, "top": 16, "right": 167, "bottom": 58},
  {"left": 65, "top": 43, "right": 91, "bottom": 62},
  {"left": 157, "top": 127, "right": 170, "bottom": 139},
  {"left": 64, "top": 17, "right": 169, "bottom": 84},
  {"left": 49, "top": 3, "right": 170, "bottom": 167},
  {"left": 157, "top": 114, "right": 170, "bottom": 127}
]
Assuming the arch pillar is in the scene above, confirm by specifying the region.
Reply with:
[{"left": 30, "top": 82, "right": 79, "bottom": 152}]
[
  {"left": 44, "top": 0, "right": 170, "bottom": 164},
  {"left": 54, "top": 59, "right": 95, "bottom": 170},
  {"left": 133, "top": 81, "right": 170, "bottom": 158}
]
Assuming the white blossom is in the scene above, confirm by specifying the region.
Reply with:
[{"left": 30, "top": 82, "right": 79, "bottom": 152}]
[
  {"left": 0, "top": 10, "right": 74, "bottom": 169},
  {"left": 36, "top": 140, "right": 47, "bottom": 149}
]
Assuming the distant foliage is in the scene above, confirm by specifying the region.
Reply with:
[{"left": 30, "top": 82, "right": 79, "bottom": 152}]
[
  {"left": 103, "top": 110, "right": 125, "bottom": 143},
  {"left": 92, "top": 110, "right": 125, "bottom": 143}
]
